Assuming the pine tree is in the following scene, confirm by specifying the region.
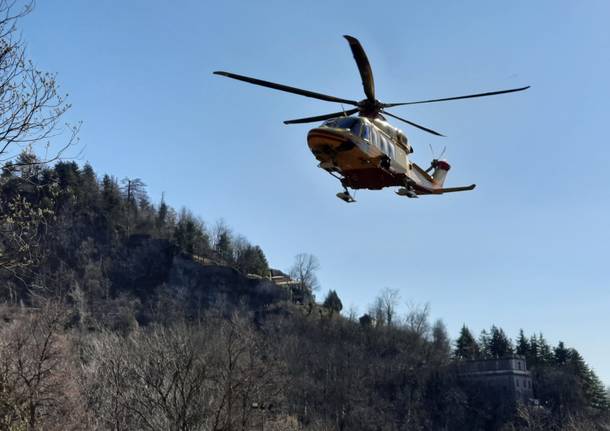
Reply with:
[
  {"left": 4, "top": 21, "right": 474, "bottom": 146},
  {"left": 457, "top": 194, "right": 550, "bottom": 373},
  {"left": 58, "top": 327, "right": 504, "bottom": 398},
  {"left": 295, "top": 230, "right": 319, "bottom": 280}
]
[
  {"left": 359, "top": 313, "right": 373, "bottom": 328},
  {"left": 14, "top": 151, "right": 42, "bottom": 179},
  {"left": 156, "top": 193, "right": 169, "bottom": 233},
  {"left": 55, "top": 162, "right": 80, "bottom": 190},
  {"left": 79, "top": 163, "right": 99, "bottom": 208},
  {"left": 528, "top": 335, "right": 540, "bottom": 365},
  {"left": 235, "top": 244, "right": 269, "bottom": 276},
  {"left": 478, "top": 329, "right": 491, "bottom": 359},
  {"left": 323, "top": 290, "right": 343, "bottom": 316},
  {"left": 554, "top": 341, "right": 569, "bottom": 365},
  {"left": 567, "top": 348, "right": 610, "bottom": 410},
  {"left": 516, "top": 329, "right": 529, "bottom": 356},
  {"left": 250, "top": 245, "right": 269, "bottom": 276},
  {"left": 121, "top": 178, "right": 146, "bottom": 235},
  {"left": 174, "top": 209, "right": 209, "bottom": 255},
  {"left": 454, "top": 325, "right": 479, "bottom": 360},
  {"left": 488, "top": 325, "right": 513, "bottom": 358},
  {"left": 431, "top": 319, "right": 451, "bottom": 362},
  {"left": 537, "top": 333, "right": 553, "bottom": 364},
  {"left": 101, "top": 175, "right": 123, "bottom": 234},
  {"left": 216, "top": 231, "right": 234, "bottom": 263}
]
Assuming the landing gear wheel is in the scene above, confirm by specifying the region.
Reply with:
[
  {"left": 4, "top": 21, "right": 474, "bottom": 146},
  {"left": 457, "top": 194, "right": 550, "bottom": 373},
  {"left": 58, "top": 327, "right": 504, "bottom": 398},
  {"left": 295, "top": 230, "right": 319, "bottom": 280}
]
[
  {"left": 397, "top": 180, "right": 418, "bottom": 198},
  {"left": 336, "top": 187, "right": 355, "bottom": 203},
  {"left": 396, "top": 187, "right": 418, "bottom": 198}
]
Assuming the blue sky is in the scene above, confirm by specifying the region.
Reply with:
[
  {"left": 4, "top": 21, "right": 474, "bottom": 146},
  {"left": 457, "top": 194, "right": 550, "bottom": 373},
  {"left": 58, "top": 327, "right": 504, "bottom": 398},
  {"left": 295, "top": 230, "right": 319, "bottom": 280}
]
[{"left": 21, "top": 1, "right": 610, "bottom": 383}]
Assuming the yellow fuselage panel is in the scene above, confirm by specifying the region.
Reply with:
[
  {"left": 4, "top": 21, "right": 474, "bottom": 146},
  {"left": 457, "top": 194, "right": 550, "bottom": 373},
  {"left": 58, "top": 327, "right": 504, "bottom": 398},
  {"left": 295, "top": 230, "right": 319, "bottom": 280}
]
[{"left": 307, "top": 128, "right": 384, "bottom": 171}]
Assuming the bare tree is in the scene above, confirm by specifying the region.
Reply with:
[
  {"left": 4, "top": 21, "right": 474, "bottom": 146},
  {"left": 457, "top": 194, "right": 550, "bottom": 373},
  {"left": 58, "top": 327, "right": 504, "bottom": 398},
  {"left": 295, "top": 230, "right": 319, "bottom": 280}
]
[
  {"left": 346, "top": 304, "right": 359, "bottom": 322},
  {"left": 379, "top": 287, "right": 400, "bottom": 326},
  {"left": 0, "top": 1, "right": 77, "bottom": 167},
  {"left": 82, "top": 324, "right": 214, "bottom": 431},
  {"left": 289, "top": 253, "right": 320, "bottom": 293},
  {"left": 0, "top": 0, "right": 77, "bottom": 279},
  {"left": 82, "top": 315, "right": 286, "bottom": 431},
  {"left": 0, "top": 299, "right": 84, "bottom": 430},
  {"left": 368, "top": 287, "right": 400, "bottom": 327},
  {"left": 404, "top": 301, "right": 431, "bottom": 337},
  {"left": 207, "top": 315, "right": 286, "bottom": 431},
  {"left": 0, "top": 191, "right": 53, "bottom": 283}
]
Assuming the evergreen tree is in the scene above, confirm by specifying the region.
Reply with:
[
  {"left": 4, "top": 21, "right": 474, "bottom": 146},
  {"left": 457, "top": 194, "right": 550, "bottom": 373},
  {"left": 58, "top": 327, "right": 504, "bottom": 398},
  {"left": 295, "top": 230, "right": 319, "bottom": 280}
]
[
  {"left": 322, "top": 290, "right": 343, "bottom": 316},
  {"left": 516, "top": 329, "right": 529, "bottom": 356},
  {"left": 55, "top": 162, "right": 80, "bottom": 190},
  {"left": 101, "top": 175, "right": 121, "bottom": 212},
  {"left": 537, "top": 333, "right": 553, "bottom": 364},
  {"left": 431, "top": 319, "right": 451, "bottom": 362},
  {"left": 454, "top": 325, "right": 479, "bottom": 360},
  {"left": 488, "top": 325, "right": 513, "bottom": 358},
  {"left": 101, "top": 175, "right": 123, "bottom": 236},
  {"left": 554, "top": 341, "right": 569, "bottom": 365},
  {"left": 216, "top": 231, "right": 234, "bottom": 263},
  {"left": 121, "top": 177, "right": 146, "bottom": 207},
  {"left": 235, "top": 244, "right": 269, "bottom": 277},
  {"left": 174, "top": 209, "right": 209, "bottom": 255},
  {"left": 567, "top": 349, "right": 610, "bottom": 411},
  {"left": 79, "top": 163, "right": 100, "bottom": 208},
  {"left": 528, "top": 334, "right": 540, "bottom": 365},
  {"left": 478, "top": 329, "right": 491, "bottom": 359},
  {"left": 121, "top": 178, "right": 146, "bottom": 235},
  {"left": 249, "top": 245, "right": 269, "bottom": 276},
  {"left": 14, "top": 151, "right": 43, "bottom": 179},
  {"left": 156, "top": 193, "right": 169, "bottom": 233},
  {"left": 359, "top": 313, "right": 372, "bottom": 328}
]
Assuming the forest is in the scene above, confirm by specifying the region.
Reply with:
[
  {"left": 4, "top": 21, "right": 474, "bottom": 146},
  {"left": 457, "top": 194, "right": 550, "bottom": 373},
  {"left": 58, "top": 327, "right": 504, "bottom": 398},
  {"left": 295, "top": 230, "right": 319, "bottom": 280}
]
[{"left": 0, "top": 1, "right": 609, "bottom": 430}]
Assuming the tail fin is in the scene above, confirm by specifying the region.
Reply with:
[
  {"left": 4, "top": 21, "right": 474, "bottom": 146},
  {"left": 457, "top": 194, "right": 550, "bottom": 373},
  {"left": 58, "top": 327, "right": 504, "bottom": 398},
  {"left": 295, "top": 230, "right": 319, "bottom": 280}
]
[{"left": 431, "top": 160, "right": 451, "bottom": 187}]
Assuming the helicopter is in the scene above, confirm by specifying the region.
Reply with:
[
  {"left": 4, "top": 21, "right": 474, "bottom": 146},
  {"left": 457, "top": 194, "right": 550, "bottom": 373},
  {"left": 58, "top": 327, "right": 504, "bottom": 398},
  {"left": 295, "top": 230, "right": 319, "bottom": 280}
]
[{"left": 214, "top": 35, "right": 529, "bottom": 202}]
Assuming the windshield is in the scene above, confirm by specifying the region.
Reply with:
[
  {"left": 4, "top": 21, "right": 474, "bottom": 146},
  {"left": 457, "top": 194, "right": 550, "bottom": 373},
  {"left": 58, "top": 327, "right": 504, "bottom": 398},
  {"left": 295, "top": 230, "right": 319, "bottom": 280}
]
[{"left": 322, "top": 117, "right": 358, "bottom": 131}]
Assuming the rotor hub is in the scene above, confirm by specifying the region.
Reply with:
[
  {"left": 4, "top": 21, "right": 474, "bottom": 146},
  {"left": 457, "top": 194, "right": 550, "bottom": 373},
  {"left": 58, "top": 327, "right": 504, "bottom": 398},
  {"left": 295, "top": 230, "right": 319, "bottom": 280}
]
[{"left": 358, "top": 99, "right": 383, "bottom": 118}]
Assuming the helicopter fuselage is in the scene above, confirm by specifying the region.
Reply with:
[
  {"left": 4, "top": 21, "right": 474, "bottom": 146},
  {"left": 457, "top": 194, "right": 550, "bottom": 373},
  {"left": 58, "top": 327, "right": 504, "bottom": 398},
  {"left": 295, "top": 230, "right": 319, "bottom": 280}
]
[
  {"left": 308, "top": 116, "right": 428, "bottom": 189},
  {"left": 307, "top": 115, "right": 475, "bottom": 196},
  {"left": 308, "top": 116, "right": 409, "bottom": 189}
]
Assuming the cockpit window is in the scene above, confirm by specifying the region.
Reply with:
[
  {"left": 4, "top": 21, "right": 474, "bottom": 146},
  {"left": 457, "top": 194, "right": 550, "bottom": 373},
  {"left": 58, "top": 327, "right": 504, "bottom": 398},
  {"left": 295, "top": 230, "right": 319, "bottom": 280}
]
[
  {"left": 323, "top": 117, "right": 359, "bottom": 131},
  {"left": 351, "top": 120, "right": 361, "bottom": 137},
  {"left": 360, "top": 123, "right": 370, "bottom": 140}
]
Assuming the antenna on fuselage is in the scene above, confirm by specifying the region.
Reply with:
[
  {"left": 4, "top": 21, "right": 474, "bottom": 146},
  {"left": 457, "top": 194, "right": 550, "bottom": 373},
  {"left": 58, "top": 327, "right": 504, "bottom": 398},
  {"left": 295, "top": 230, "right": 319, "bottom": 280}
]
[
  {"left": 426, "top": 145, "right": 447, "bottom": 172},
  {"left": 428, "top": 144, "right": 446, "bottom": 160}
]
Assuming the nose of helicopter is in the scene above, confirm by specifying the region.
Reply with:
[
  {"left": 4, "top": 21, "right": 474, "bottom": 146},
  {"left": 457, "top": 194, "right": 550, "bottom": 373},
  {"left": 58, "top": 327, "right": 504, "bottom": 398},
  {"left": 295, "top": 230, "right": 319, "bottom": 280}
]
[{"left": 307, "top": 128, "right": 353, "bottom": 154}]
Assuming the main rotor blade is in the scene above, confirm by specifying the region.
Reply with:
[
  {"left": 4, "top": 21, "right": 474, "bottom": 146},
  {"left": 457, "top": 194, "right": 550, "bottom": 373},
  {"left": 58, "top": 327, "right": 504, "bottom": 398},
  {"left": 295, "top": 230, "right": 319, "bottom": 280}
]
[
  {"left": 284, "top": 108, "right": 359, "bottom": 125},
  {"left": 382, "top": 110, "right": 445, "bottom": 137},
  {"left": 343, "top": 35, "right": 375, "bottom": 101},
  {"left": 213, "top": 71, "right": 359, "bottom": 106},
  {"left": 383, "top": 86, "right": 530, "bottom": 107}
]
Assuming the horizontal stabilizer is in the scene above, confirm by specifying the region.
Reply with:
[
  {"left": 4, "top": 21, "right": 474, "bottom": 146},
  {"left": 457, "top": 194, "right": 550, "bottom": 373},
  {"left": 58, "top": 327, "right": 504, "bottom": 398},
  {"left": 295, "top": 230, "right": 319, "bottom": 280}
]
[
  {"left": 438, "top": 184, "right": 476, "bottom": 193},
  {"left": 415, "top": 184, "right": 476, "bottom": 195}
]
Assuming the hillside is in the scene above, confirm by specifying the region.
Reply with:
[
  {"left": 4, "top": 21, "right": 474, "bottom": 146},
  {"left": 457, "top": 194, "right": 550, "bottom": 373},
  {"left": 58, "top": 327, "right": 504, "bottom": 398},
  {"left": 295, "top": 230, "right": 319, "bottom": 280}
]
[{"left": 0, "top": 159, "right": 608, "bottom": 430}]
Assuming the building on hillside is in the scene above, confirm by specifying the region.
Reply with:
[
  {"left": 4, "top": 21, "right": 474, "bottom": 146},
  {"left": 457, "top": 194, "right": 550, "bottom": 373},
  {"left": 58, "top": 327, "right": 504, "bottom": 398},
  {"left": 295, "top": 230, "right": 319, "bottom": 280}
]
[
  {"left": 266, "top": 269, "right": 313, "bottom": 304},
  {"left": 457, "top": 355, "right": 534, "bottom": 404},
  {"left": 267, "top": 269, "right": 299, "bottom": 287},
  {"left": 243, "top": 268, "right": 311, "bottom": 304}
]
